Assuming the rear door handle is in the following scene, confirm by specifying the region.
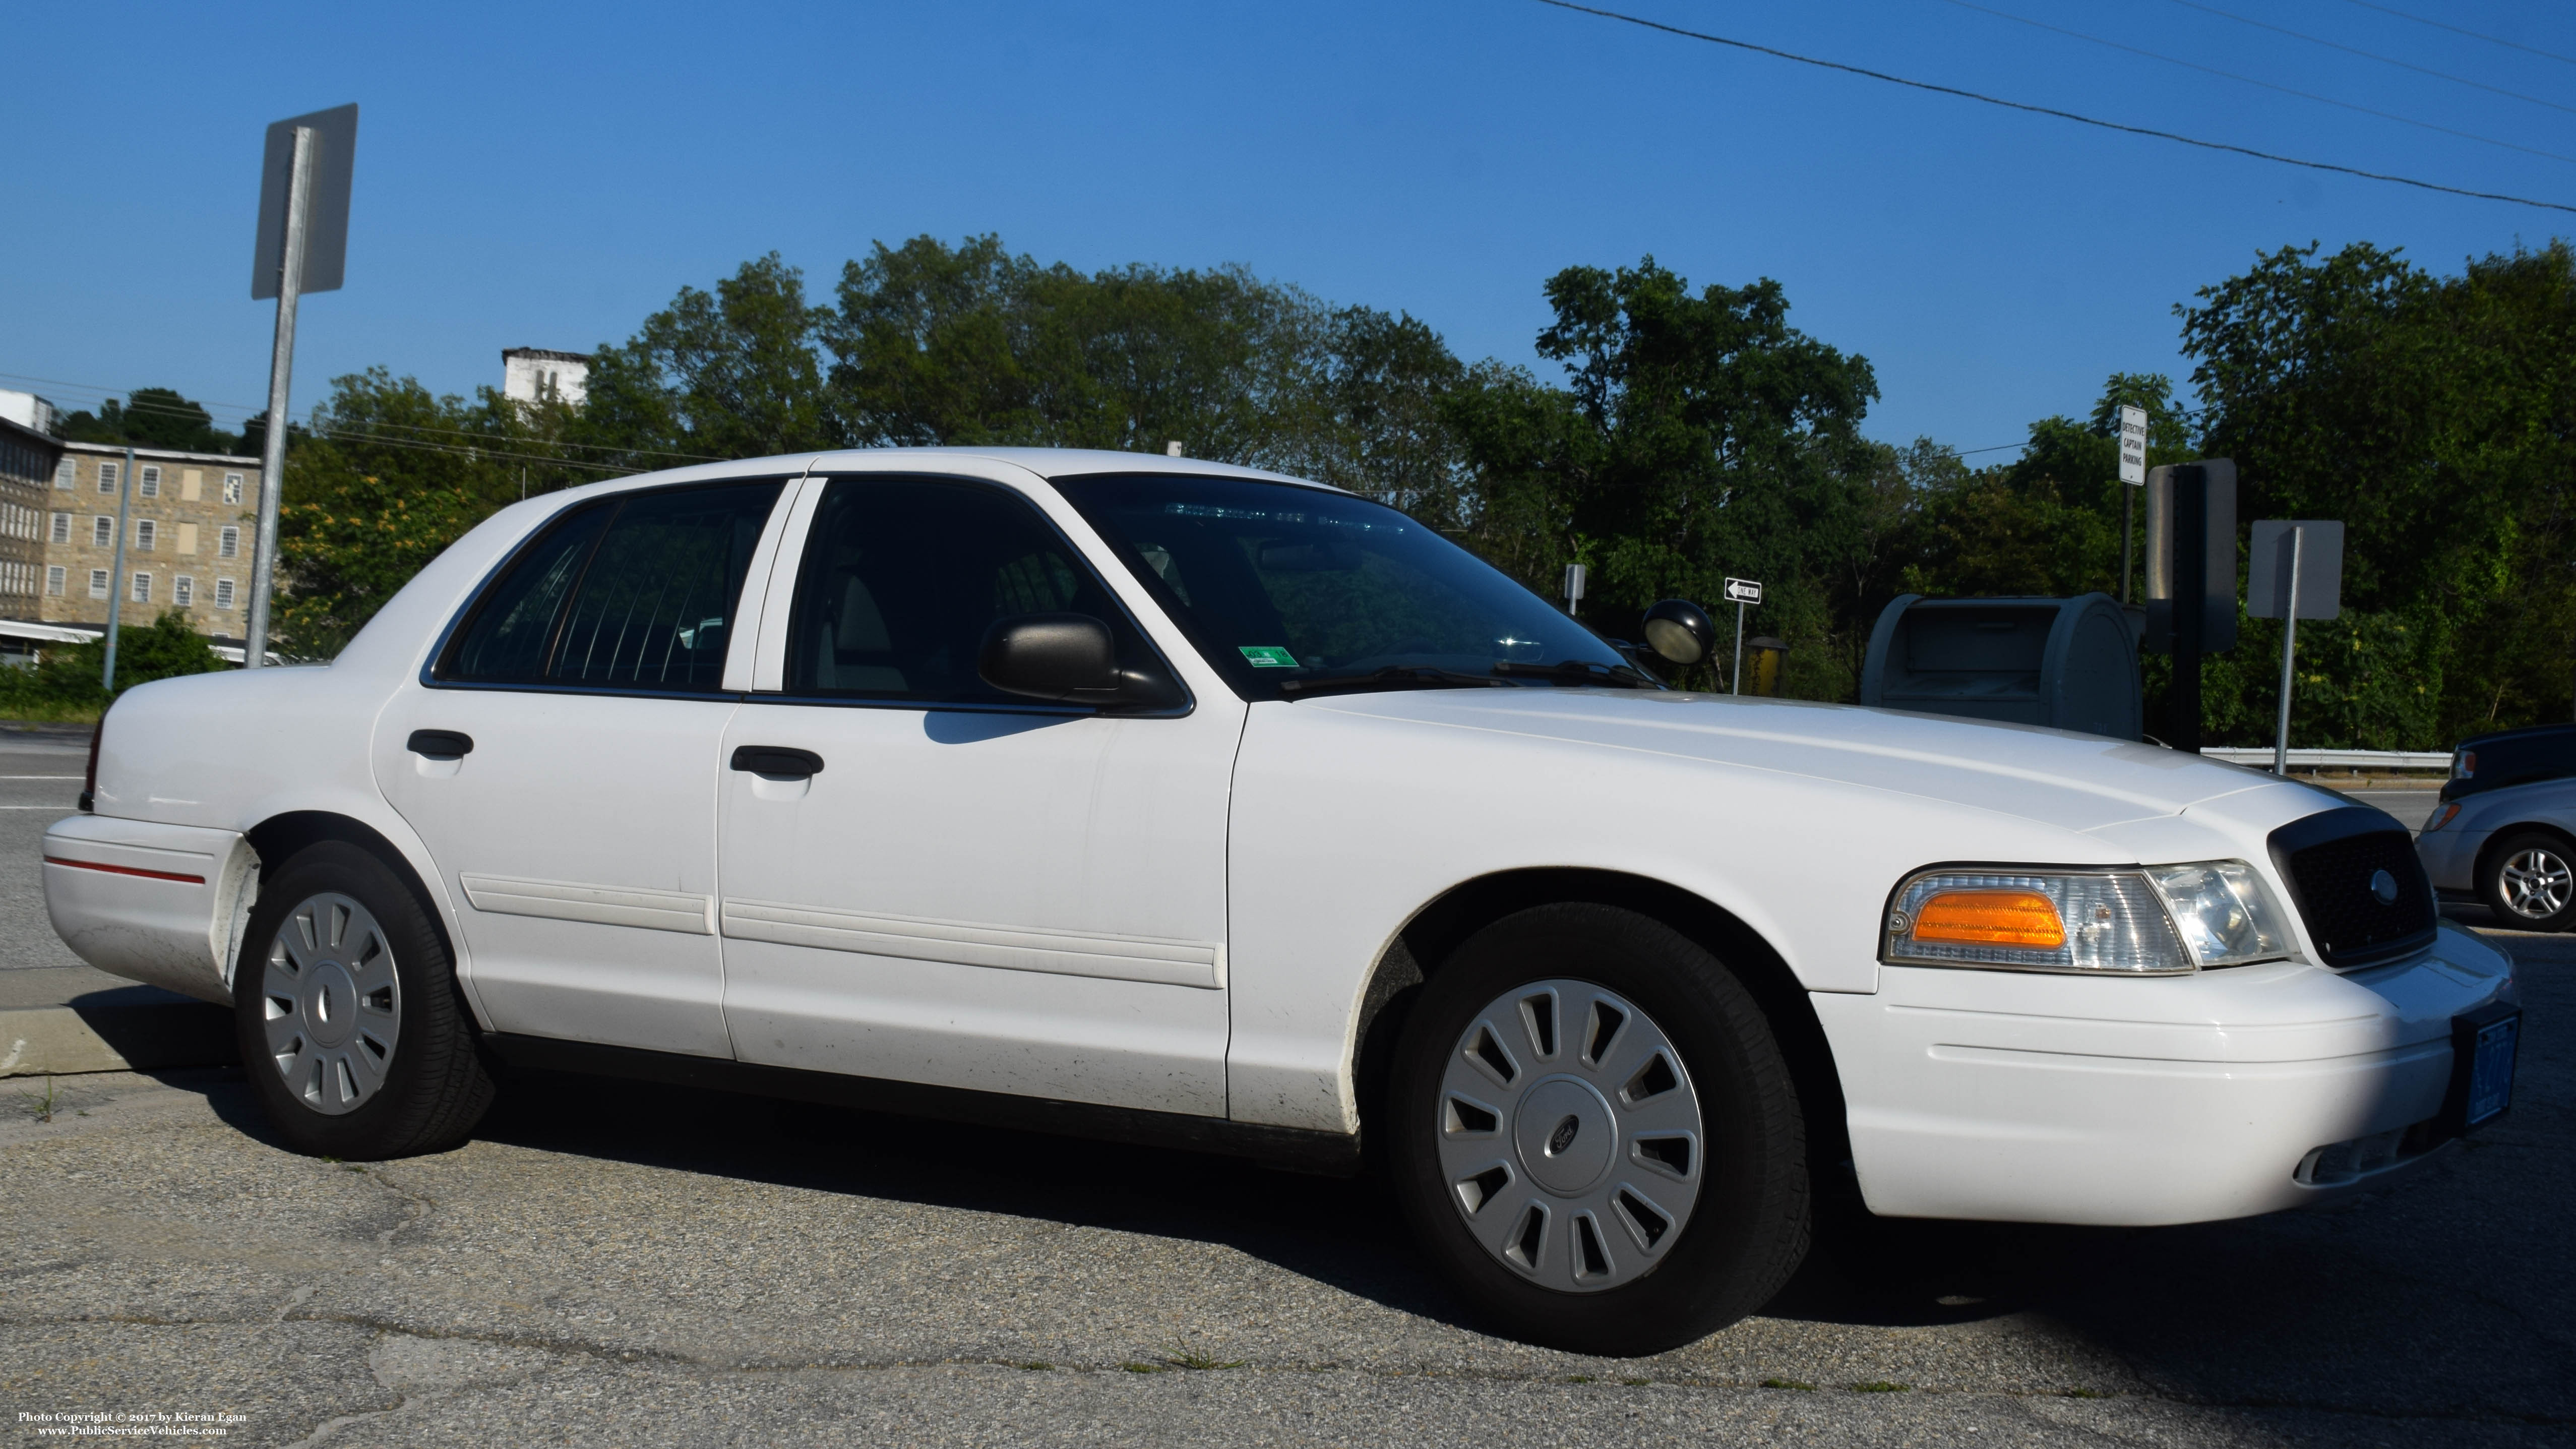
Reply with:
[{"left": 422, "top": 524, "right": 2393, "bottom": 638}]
[
  {"left": 730, "top": 745, "right": 824, "bottom": 778},
  {"left": 406, "top": 730, "right": 474, "bottom": 760}
]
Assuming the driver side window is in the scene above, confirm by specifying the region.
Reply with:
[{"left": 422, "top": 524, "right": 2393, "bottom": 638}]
[{"left": 782, "top": 476, "right": 1157, "bottom": 705}]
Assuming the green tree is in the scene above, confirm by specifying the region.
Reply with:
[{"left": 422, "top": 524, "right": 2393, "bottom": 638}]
[
  {"left": 271, "top": 369, "right": 588, "bottom": 657},
  {"left": 1446, "top": 257, "right": 1880, "bottom": 695},
  {"left": 577, "top": 252, "right": 835, "bottom": 466},
  {"left": 59, "top": 388, "right": 238, "bottom": 453},
  {"left": 2178, "top": 240, "right": 2576, "bottom": 747}
]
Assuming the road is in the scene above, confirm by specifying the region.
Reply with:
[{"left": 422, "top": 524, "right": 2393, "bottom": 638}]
[{"left": 10, "top": 766, "right": 2566, "bottom": 1445}]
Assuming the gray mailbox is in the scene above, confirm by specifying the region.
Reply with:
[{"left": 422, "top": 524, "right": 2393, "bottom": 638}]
[{"left": 1860, "top": 593, "right": 2141, "bottom": 741}]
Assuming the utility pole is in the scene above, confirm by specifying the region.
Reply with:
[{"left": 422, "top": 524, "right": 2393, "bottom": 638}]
[
  {"left": 244, "top": 126, "right": 314, "bottom": 671},
  {"left": 101, "top": 446, "right": 135, "bottom": 691}
]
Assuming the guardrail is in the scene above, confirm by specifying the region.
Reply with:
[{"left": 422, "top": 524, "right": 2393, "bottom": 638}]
[{"left": 2199, "top": 748, "right": 2451, "bottom": 771}]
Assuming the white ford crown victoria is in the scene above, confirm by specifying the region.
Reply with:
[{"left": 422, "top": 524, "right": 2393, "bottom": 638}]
[{"left": 44, "top": 449, "right": 2520, "bottom": 1354}]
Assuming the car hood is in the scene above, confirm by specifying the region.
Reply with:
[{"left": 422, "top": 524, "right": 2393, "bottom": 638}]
[{"left": 1296, "top": 687, "right": 2342, "bottom": 838}]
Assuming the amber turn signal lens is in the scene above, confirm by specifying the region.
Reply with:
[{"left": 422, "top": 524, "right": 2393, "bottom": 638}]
[{"left": 1907, "top": 889, "right": 2067, "bottom": 948}]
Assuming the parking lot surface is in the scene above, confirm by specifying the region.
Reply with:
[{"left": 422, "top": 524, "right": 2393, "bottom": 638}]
[{"left": 4, "top": 763, "right": 2564, "bottom": 1446}]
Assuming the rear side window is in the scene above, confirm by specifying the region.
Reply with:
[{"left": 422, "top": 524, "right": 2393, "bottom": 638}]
[
  {"left": 781, "top": 475, "right": 1160, "bottom": 706},
  {"left": 441, "top": 480, "right": 784, "bottom": 691}
]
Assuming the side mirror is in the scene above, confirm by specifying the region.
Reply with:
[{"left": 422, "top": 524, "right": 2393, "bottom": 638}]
[
  {"left": 978, "top": 614, "right": 1185, "bottom": 711},
  {"left": 1641, "top": 599, "right": 1716, "bottom": 667}
]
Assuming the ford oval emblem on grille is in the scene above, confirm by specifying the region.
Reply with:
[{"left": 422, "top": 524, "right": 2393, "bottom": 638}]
[{"left": 2370, "top": 868, "right": 2399, "bottom": 904}]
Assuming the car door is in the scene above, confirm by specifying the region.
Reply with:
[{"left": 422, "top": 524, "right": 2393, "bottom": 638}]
[
  {"left": 714, "top": 468, "right": 1241, "bottom": 1115},
  {"left": 375, "top": 476, "right": 795, "bottom": 1058}
]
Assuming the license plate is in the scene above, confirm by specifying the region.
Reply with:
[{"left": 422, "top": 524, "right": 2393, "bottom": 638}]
[{"left": 2460, "top": 1009, "right": 2520, "bottom": 1130}]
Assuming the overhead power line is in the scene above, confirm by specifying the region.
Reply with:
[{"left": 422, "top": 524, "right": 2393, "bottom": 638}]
[
  {"left": 2334, "top": 0, "right": 2576, "bottom": 69},
  {"left": 2164, "top": 0, "right": 2576, "bottom": 115},
  {"left": 1941, "top": 0, "right": 2576, "bottom": 167},
  {"left": 1532, "top": 0, "right": 2576, "bottom": 216}
]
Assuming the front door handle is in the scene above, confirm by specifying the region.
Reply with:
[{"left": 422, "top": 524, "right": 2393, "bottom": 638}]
[
  {"left": 730, "top": 745, "right": 824, "bottom": 778},
  {"left": 406, "top": 729, "right": 474, "bottom": 760}
]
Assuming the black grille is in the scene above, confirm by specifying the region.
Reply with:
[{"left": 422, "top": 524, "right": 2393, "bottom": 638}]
[{"left": 2268, "top": 808, "right": 2437, "bottom": 969}]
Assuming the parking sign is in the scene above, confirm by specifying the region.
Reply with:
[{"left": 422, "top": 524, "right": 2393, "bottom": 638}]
[{"left": 2118, "top": 405, "right": 2148, "bottom": 486}]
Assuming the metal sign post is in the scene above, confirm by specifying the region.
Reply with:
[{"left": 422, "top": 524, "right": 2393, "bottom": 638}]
[
  {"left": 2248, "top": 519, "right": 2346, "bottom": 775},
  {"left": 2117, "top": 405, "right": 2148, "bottom": 603},
  {"left": 2144, "top": 461, "right": 2238, "bottom": 753},
  {"left": 102, "top": 447, "right": 135, "bottom": 691},
  {"left": 244, "top": 104, "right": 358, "bottom": 670},
  {"left": 1723, "top": 577, "right": 1762, "bottom": 694}
]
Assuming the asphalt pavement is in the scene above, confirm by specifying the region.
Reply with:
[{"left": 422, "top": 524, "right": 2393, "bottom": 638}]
[
  {"left": 10, "top": 770, "right": 2566, "bottom": 1445},
  {"left": 0, "top": 730, "right": 91, "bottom": 975}
]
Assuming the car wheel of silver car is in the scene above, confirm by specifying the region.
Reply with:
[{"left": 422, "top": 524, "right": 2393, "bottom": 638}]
[
  {"left": 2481, "top": 832, "right": 2576, "bottom": 932},
  {"left": 234, "top": 840, "right": 495, "bottom": 1159},
  {"left": 1388, "top": 903, "right": 1809, "bottom": 1356}
]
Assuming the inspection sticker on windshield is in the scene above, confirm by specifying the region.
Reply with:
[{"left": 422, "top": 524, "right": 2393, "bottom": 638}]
[{"left": 1240, "top": 646, "right": 1300, "bottom": 668}]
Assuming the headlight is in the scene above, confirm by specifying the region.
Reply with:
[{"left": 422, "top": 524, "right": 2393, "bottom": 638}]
[
  {"left": 1884, "top": 861, "right": 2296, "bottom": 975},
  {"left": 2423, "top": 802, "right": 2460, "bottom": 832}
]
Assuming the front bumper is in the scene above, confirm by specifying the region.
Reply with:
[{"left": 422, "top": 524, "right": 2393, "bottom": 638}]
[
  {"left": 1815, "top": 923, "right": 2514, "bottom": 1225},
  {"left": 2415, "top": 825, "right": 2488, "bottom": 894}
]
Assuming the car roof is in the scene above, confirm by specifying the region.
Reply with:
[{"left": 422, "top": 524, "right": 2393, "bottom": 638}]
[
  {"left": 2458, "top": 721, "right": 2576, "bottom": 751},
  {"left": 546, "top": 447, "right": 1342, "bottom": 509}
]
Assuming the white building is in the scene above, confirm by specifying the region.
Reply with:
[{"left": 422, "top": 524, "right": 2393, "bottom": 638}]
[
  {"left": 501, "top": 348, "right": 590, "bottom": 407},
  {"left": 0, "top": 389, "right": 58, "bottom": 436}
]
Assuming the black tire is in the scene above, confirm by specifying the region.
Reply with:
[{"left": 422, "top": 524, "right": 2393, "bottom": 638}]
[
  {"left": 1387, "top": 903, "right": 1809, "bottom": 1356},
  {"left": 2480, "top": 831, "right": 2576, "bottom": 932},
  {"left": 233, "top": 840, "right": 495, "bottom": 1158}
]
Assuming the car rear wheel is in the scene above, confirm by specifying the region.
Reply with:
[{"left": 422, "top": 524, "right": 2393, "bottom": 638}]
[
  {"left": 234, "top": 841, "right": 495, "bottom": 1158},
  {"left": 2481, "top": 832, "right": 2576, "bottom": 931},
  {"left": 1387, "top": 903, "right": 1809, "bottom": 1356}
]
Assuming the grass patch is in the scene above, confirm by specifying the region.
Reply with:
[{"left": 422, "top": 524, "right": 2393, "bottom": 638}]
[
  {"left": 1761, "top": 1378, "right": 1817, "bottom": 1392},
  {"left": 1121, "top": 1363, "right": 1167, "bottom": 1374},
  {"left": 1018, "top": 1362, "right": 1052, "bottom": 1372},
  {"left": 1567, "top": 1374, "right": 1595, "bottom": 1384},
  {"left": 1849, "top": 1381, "right": 1911, "bottom": 1394},
  {"left": 1621, "top": 1377, "right": 1650, "bottom": 1387},
  {"left": 20, "top": 1077, "right": 58, "bottom": 1123},
  {"left": 1161, "top": 1347, "right": 1246, "bottom": 1371}
]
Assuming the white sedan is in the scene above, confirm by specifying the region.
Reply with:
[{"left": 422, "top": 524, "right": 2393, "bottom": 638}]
[{"left": 44, "top": 448, "right": 2520, "bottom": 1355}]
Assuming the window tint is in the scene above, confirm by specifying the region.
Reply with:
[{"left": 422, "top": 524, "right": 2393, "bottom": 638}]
[
  {"left": 783, "top": 476, "right": 1159, "bottom": 705},
  {"left": 442, "top": 480, "right": 783, "bottom": 691}
]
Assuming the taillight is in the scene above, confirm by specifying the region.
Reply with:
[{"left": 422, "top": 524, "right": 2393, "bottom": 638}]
[{"left": 81, "top": 709, "right": 104, "bottom": 813}]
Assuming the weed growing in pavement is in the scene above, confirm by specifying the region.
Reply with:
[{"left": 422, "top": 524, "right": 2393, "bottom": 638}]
[
  {"left": 1761, "top": 1378, "right": 1817, "bottom": 1391},
  {"left": 1121, "top": 1363, "right": 1167, "bottom": 1374},
  {"left": 1017, "top": 1362, "right": 1053, "bottom": 1372},
  {"left": 21, "top": 1077, "right": 58, "bottom": 1123},
  {"left": 2062, "top": 1387, "right": 2107, "bottom": 1399},
  {"left": 1621, "top": 1378, "right": 1650, "bottom": 1386},
  {"left": 1567, "top": 1375, "right": 1594, "bottom": 1383},
  {"left": 1849, "top": 1381, "right": 1912, "bottom": 1393},
  {"left": 1161, "top": 1347, "right": 1246, "bottom": 1371}
]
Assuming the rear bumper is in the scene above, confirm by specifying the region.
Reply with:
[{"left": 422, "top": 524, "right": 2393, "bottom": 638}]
[
  {"left": 1816, "top": 923, "right": 2515, "bottom": 1225},
  {"left": 42, "top": 814, "right": 258, "bottom": 1006}
]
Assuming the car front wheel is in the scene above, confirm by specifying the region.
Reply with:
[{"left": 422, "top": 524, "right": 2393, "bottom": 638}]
[
  {"left": 2482, "top": 831, "right": 2576, "bottom": 931},
  {"left": 1387, "top": 903, "right": 1809, "bottom": 1356},
  {"left": 234, "top": 840, "right": 495, "bottom": 1158}
]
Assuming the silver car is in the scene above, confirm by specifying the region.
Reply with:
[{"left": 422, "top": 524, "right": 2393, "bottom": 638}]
[{"left": 2420, "top": 725, "right": 2576, "bottom": 929}]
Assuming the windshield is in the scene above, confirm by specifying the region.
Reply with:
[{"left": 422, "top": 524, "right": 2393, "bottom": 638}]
[{"left": 1051, "top": 472, "right": 1651, "bottom": 700}]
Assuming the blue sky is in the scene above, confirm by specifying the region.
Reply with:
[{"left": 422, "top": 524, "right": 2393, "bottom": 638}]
[{"left": 6, "top": 1, "right": 2571, "bottom": 461}]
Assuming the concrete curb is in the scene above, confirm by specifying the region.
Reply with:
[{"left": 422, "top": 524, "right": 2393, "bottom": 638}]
[{"left": 0, "top": 992, "right": 235, "bottom": 1078}]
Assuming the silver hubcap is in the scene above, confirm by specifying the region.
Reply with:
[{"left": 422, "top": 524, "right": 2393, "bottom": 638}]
[
  {"left": 261, "top": 892, "right": 400, "bottom": 1116},
  {"left": 1436, "top": 980, "right": 1703, "bottom": 1293},
  {"left": 2501, "top": 849, "right": 2573, "bottom": 920}
]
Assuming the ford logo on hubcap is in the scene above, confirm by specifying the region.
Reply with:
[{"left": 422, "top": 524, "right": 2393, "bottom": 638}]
[
  {"left": 1546, "top": 1115, "right": 1582, "bottom": 1156},
  {"left": 2370, "top": 868, "right": 2399, "bottom": 905}
]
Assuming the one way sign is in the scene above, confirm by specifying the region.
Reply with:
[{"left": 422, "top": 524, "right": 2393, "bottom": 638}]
[{"left": 1723, "top": 577, "right": 1762, "bottom": 605}]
